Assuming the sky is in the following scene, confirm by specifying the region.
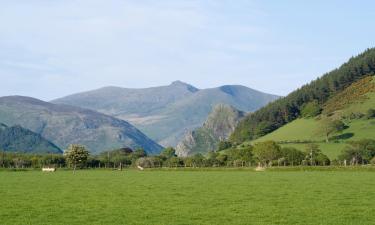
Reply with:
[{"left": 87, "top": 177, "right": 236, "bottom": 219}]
[{"left": 0, "top": 0, "right": 374, "bottom": 100}]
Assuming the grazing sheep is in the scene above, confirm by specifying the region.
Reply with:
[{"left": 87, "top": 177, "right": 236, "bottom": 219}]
[{"left": 42, "top": 167, "right": 56, "bottom": 172}]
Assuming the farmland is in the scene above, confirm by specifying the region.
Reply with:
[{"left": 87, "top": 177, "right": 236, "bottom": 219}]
[{"left": 1, "top": 169, "right": 374, "bottom": 225}]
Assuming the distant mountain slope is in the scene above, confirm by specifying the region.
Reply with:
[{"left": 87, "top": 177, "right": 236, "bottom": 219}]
[
  {"left": 231, "top": 48, "right": 375, "bottom": 143},
  {"left": 53, "top": 81, "right": 278, "bottom": 146},
  {"left": 176, "top": 104, "right": 245, "bottom": 157},
  {"left": 0, "top": 96, "right": 162, "bottom": 154},
  {"left": 0, "top": 123, "right": 62, "bottom": 154}
]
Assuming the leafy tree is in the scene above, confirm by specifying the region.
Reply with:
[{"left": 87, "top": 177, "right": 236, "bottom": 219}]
[
  {"left": 253, "top": 141, "right": 281, "bottom": 166},
  {"left": 301, "top": 101, "right": 321, "bottom": 118},
  {"left": 366, "top": 108, "right": 375, "bottom": 119},
  {"left": 318, "top": 118, "right": 346, "bottom": 142},
  {"left": 254, "top": 121, "right": 276, "bottom": 138},
  {"left": 217, "top": 141, "right": 233, "bottom": 151},
  {"left": 280, "top": 147, "right": 305, "bottom": 166},
  {"left": 165, "top": 157, "right": 183, "bottom": 168},
  {"left": 160, "top": 147, "right": 177, "bottom": 159},
  {"left": 216, "top": 154, "right": 228, "bottom": 166},
  {"left": 371, "top": 157, "right": 375, "bottom": 165},
  {"left": 304, "top": 144, "right": 321, "bottom": 166},
  {"left": 191, "top": 153, "right": 205, "bottom": 167},
  {"left": 132, "top": 148, "right": 147, "bottom": 160},
  {"left": 338, "top": 139, "right": 375, "bottom": 165},
  {"left": 315, "top": 154, "right": 330, "bottom": 166},
  {"left": 64, "top": 144, "right": 89, "bottom": 173}
]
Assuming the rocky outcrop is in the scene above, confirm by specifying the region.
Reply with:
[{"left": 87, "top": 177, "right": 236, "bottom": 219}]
[{"left": 176, "top": 104, "right": 245, "bottom": 156}]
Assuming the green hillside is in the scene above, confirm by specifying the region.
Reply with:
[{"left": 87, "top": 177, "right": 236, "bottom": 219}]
[
  {"left": 231, "top": 48, "right": 375, "bottom": 143},
  {"left": 253, "top": 76, "right": 375, "bottom": 159}
]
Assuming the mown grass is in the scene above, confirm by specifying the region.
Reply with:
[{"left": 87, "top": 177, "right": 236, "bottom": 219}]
[{"left": 0, "top": 169, "right": 374, "bottom": 225}]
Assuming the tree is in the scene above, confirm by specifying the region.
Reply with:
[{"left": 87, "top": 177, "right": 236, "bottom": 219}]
[
  {"left": 160, "top": 147, "right": 176, "bottom": 159},
  {"left": 301, "top": 101, "right": 321, "bottom": 118},
  {"left": 253, "top": 141, "right": 281, "bottom": 167},
  {"left": 217, "top": 141, "right": 232, "bottom": 151},
  {"left": 132, "top": 148, "right": 147, "bottom": 160},
  {"left": 64, "top": 144, "right": 89, "bottom": 173},
  {"left": 318, "top": 118, "right": 346, "bottom": 142},
  {"left": 280, "top": 147, "right": 305, "bottom": 166},
  {"left": 366, "top": 108, "right": 375, "bottom": 119},
  {"left": 339, "top": 139, "right": 375, "bottom": 165},
  {"left": 304, "top": 144, "right": 321, "bottom": 166}
]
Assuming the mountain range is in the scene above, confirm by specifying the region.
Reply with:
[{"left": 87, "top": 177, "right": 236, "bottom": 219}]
[
  {"left": 0, "top": 96, "right": 162, "bottom": 154},
  {"left": 53, "top": 81, "right": 279, "bottom": 147}
]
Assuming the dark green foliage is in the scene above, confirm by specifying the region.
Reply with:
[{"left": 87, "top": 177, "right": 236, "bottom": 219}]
[
  {"left": 338, "top": 139, "right": 375, "bottom": 165},
  {"left": 366, "top": 108, "right": 375, "bottom": 119},
  {"left": 0, "top": 124, "right": 61, "bottom": 154},
  {"left": 254, "top": 121, "right": 276, "bottom": 138},
  {"left": 0, "top": 151, "right": 66, "bottom": 168},
  {"left": 318, "top": 118, "right": 346, "bottom": 142},
  {"left": 231, "top": 48, "right": 375, "bottom": 143},
  {"left": 301, "top": 101, "right": 321, "bottom": 118},
  {"left": 217, "top": 141, "right": 233, "bottom": 151},
  {"left": 304, "top": 144, "right": 330, "bottom": 166},
  {"left": 253, "top": 141, "right": 282, "bottom": 166},
  {"left": 161, "top": 147, "right": 177, "bottom": 159},
  {"left": 280, "top": 147, "right": 305, "bottom": 166}
]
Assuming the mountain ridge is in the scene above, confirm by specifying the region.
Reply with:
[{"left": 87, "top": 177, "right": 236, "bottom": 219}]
[
  {"left": 52, "top": 81, "right": 279, "bottom": 147},
  {"left": 0, "top": 96, "right": 163, "bottom": 154}
]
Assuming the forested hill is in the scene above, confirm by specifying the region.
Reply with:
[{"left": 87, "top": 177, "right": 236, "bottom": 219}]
[
  {"left": 231, "top": 48, "right": 375, "bottom": 143},
  {"left": 0, "top": 124, "right": 62, "bottom": 154}
]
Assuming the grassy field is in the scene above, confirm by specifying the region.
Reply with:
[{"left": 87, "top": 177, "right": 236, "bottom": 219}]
[{"left": 1, "top": 169, "right": 375, "bottom": 225}]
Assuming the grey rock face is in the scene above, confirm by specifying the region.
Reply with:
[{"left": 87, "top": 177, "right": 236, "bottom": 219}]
[{"left": 176, "top": 104, "right": 245, "bottom": 156}]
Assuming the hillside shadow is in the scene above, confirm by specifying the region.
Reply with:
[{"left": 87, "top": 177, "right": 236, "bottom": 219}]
[{"left": 332, "top": 132, "right": 354, "bottom": 140}]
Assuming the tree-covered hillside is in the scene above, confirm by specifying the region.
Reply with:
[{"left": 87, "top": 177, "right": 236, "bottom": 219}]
[
  {"left": 231, "top": 48, "right": 375, "bottom": 143},
  {"left": 0, "top": 123, "right": 62, "bottom": 154},
  {"left": 249, "top": 75, "right": 375, "bottom": 159}
]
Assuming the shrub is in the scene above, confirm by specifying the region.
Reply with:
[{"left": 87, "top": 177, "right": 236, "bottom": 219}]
[
  {"left": 366, "top": 109, "right": 375, "bottom": 119},
  {"left": 301, "top": 101, "right": 321, "bottom": 118},
  {"left": 371, "top": 157, "right": 375, "bottom": 165}
]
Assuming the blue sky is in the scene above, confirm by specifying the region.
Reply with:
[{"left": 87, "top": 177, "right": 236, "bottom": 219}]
[{"left": 0, "top": 0, "right": 374, "bottom": 100}]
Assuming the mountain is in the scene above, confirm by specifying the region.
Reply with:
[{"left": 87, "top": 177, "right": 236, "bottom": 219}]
[
  {"left": 231, "top": 48, "right": 375, "bottom": 143},
  {"left": 0, "top": 96, "right": 162, "bottom": 154},
  {"left": 0, "top": 123, "right": 62, "bottom": 153},
  {"left": 253, "top": 75, "right": 375, "bottom": 160},
  {"left": 176, "top": 104, "right": 245, "bottom": 157},
  {"left": 52, "top": 81, "right": 278, "bottom": 147}
]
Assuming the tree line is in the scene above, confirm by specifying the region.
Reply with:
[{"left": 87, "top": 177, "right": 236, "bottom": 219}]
[{"left": 2, "top": 139, "right": 374, "bottom": 170}]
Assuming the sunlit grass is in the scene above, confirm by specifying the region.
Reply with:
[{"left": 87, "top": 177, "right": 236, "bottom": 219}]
[{"left": 0, "top": 169, "right": 374, "bottom": 225}]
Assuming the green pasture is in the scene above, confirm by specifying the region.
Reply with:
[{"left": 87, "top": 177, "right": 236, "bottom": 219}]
[{"left": 0, "top": 169, "right": 374, "bottom": 225}]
